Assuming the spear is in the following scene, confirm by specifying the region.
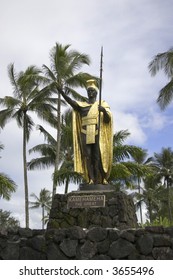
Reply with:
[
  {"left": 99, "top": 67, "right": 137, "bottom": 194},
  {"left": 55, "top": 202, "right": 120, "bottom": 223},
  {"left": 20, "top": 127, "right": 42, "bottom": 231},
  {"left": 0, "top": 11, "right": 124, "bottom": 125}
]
[{"left": 98, "top": 46, "right": 103, "bottom": 140}]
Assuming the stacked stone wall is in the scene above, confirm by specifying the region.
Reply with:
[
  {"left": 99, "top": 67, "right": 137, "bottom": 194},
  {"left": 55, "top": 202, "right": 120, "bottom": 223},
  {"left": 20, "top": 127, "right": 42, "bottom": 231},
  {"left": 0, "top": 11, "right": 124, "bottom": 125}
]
[{"left": 1, "top": 226, "right": 173, "bottom": 260}]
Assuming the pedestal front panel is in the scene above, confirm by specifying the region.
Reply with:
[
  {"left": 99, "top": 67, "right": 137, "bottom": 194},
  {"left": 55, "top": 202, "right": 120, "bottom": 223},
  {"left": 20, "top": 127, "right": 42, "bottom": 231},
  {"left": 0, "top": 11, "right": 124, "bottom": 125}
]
[{"left": 47, "top": 191, "right": 137, "bottom": 230}]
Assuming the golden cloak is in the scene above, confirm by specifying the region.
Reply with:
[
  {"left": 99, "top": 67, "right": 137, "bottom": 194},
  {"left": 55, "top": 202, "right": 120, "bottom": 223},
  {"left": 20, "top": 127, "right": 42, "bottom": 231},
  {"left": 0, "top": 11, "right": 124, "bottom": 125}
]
[{"left": 72, "top": 100, "right": 113, "bottom": 182}]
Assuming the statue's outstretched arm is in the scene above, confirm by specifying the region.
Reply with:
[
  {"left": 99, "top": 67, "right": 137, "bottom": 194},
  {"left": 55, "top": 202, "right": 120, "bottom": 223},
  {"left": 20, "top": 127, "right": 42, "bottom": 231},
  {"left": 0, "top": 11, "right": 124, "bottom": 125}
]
[{"left": 59, "top": 89, "right": 80, "bottom": 111}]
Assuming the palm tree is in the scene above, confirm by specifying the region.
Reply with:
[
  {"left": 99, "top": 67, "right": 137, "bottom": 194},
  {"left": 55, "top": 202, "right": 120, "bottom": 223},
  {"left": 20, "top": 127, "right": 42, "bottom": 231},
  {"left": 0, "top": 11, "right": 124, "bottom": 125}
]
[
  {"left": 28, "top": 109, "right": 83, "bottom": 193},
  {"left": 142, "top": 173, "right": 164, "bottom": 223},
  {"left": 0, "top": 64, "right": 56, "bottom": 228},
  {"left": 109, "top": 130, "right": 150, "bottom": 189},
  {"left": 28, "top": 124, "right": 57, "bottom": 171},
  {"left": 152, "top": 147, "right": 173, "bottom": 223},
  {"left": 42, "top": 43, "right": 94, "bottom": 197},
  {"left": 0, "top": 143, "right": 17, "bottom": 200},
  {"left": 131, "top": 149, "right": 153, "bottom": 224},
  {"left": 148, "top": 47, "right": 173, "bottom": 110},
  {"left": 53, "top": 160, "right": 82, "bottom": 194},
  {"left": 30, "top": 188, "right": 52, "bottom": 229}
]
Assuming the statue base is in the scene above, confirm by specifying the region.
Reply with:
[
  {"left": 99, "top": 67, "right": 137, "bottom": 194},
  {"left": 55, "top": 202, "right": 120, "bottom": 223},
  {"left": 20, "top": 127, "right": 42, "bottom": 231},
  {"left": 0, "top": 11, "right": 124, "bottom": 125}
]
[
  {"left": 47, "top": 188, "right": 138, "bottom": 230},
  {"left": 78, "top": 183, "right": 115, "bottom": 191}
]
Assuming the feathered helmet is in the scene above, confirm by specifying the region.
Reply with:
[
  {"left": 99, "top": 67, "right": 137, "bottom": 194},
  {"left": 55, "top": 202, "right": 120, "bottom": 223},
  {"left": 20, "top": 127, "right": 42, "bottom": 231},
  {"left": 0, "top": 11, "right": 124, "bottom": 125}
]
[{"left": 86, "top": 79, "right": 98, "bottom": 92}]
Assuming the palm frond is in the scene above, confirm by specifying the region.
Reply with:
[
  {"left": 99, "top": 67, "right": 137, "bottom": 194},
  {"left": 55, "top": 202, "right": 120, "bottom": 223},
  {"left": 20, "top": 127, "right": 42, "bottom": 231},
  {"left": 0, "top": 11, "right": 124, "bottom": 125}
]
[
  {"left": 42, "top": 64, "right": 56, "bottom": 81},
  {"left": 0, "top": 173, "right": 17, "bottom": 200},
  {"left": 7, "top": 63, "right": 21, "bottom": 97},
  {"left": 29, "top": 143, "right": 55, "bottom": 156},
  {"left": 114, "top": 145, "right": 144, "bottom": 162},
  {"left": 24, "top": 114, "right": 34, "bottom": 141},
  {"left": 54, "top": 168, "right": 82, "bottom": 186},
  {"left": 0, "top": 108, "right": 16, "bottom": 128},
  {"left": 0, "top": 96, "right": 21, "bottom": 108},
  {"left": 148, "top": 48, "right": 173, "bottom": 78},
  {"left": 27, "top": 156, "right": 54, "bottom": 170},
  {"left": 36, "top": 125, "right": 56, "bottom": 145},
  {"left": 157, "top": 79, "right": 173, "bottom": 110},
  {"left": 113, "top": 130, "right": 131, "bottom": 145}
]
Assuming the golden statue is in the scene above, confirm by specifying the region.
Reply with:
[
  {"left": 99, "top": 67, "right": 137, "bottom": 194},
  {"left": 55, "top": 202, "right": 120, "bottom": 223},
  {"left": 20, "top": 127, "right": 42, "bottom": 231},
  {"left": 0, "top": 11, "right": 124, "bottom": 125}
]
[{"left": 60, "top": 79, "right": 113, "bottom": 185}]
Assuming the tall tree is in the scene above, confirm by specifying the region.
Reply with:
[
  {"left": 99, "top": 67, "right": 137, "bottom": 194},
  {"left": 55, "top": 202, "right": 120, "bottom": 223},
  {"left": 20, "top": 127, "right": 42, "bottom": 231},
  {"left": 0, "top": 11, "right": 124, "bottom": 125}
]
[
  {"left": 0, "top": 64, "right": 56, "bottom": 228},
  {"left": 42, "top": 43, "right": 94, "bottom": 197},
  {"left": 142, "top": 173, "right": 164, "bottom": 223},
  {"left": 148, "top": 47, "right": 173, "bottom": 109},
  {"left": 0, "top": 143, "right": 17, "bottom": 200},
  {"left": 30, "top": 188, "right": 52, "bottom": 229},
  {"left": 152, "top": 147, "right": 173, "bottom": 223},
  {"left": 131, "top": 149, "right": 152, "bottom": 224}
]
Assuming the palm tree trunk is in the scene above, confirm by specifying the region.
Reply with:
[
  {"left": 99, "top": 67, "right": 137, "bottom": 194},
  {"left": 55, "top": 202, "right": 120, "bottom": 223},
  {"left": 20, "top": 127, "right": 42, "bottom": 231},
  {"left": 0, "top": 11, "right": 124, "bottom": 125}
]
[
  {"left": 65, "top": 179, "right": 69, "bottom": 194},
  {"left": 138, "top": 177, "right": 143, "bottom": 224},
  {"left": 167, "top": 179, "right": 172, "bottom": 223},
  {"left": 52, "top": 92, "right": 61, "bottom": 197},
  {"left": 23, "top": 113, "right": 29, "bottom": 228},
  {"left": 148, "top": 199, "right": 153, "bottom": 223},
  {"left": 42, "top": 205, "right": 45, "bottom": 229}
]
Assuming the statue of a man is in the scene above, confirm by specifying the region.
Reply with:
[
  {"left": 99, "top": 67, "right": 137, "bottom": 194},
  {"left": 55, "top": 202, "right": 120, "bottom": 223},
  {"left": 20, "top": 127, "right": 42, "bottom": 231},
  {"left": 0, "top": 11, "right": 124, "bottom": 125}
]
[{"left": 60, "top": 79, "right": 113, "bottom": 185}]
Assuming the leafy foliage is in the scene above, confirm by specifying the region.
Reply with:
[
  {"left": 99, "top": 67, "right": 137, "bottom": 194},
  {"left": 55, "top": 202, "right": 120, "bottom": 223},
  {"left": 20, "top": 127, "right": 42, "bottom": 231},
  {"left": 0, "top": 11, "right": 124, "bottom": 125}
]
[
  {"left": 30, "top": 188, "right": 52, "bottom": 229},
  {"left": 0, "top": 209, "right": 20, "bottom": 230},
  {"left": 148, "top": 47, "right": 173, "bottom": 110},
  {"left": 0, "top": 144, "right": 17, "bottom": 200}
]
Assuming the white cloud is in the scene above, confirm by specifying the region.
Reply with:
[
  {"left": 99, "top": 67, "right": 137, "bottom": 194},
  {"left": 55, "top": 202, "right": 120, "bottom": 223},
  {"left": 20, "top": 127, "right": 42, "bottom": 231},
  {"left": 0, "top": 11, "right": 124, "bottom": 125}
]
[
  {"left": 141, "top": 108, "right": 169, "bottom": 131},
  {"left": 114, "top": 111, "right": 147, "bottom": 145}
]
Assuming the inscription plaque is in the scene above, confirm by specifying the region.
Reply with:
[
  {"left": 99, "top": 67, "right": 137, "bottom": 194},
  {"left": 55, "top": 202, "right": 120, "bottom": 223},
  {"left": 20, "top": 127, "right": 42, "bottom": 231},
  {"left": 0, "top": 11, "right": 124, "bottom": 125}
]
[{"left": 67, "top": 194, "right": 105, "bottom": 209}]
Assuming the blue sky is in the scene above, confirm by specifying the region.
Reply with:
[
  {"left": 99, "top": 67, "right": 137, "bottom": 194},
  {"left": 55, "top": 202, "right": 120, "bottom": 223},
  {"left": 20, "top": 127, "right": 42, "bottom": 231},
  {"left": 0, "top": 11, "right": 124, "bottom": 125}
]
[{"left": 0, "top": 0, "right": 173, "bottom": 228}]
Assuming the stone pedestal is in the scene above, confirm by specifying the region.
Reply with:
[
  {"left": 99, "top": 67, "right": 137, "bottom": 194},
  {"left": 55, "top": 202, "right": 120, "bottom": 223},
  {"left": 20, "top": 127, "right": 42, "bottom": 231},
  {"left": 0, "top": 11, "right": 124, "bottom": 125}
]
[
  {"left": 78, "top": 183, "right": 115, "bottom": 191},
  {"left": 47, "top": 190, "right": 138, "bottom": 230}
]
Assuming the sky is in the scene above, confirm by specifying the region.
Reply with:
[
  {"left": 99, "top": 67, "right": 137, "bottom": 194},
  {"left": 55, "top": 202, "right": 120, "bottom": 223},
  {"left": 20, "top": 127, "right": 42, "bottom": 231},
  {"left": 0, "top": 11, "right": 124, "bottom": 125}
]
[{"left": 0, "top": 0, "right": 173, "bottom": 228}]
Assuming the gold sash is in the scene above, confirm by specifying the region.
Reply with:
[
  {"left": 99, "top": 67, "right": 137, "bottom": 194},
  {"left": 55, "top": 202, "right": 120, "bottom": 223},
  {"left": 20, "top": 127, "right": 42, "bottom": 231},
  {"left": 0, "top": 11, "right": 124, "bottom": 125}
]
[{"left": 81, "top": 103, "right": 98, "bottom": 144}]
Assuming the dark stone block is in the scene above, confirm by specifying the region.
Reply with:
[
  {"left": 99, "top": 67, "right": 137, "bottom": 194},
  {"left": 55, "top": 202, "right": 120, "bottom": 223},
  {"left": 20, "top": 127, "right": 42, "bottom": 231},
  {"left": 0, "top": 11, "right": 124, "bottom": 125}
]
[
  {"left": 108, "top": 238, "right": 135, "bottom": 259},
  {"left": 87, "top": 227, "right": 107, "bottom": 242},
  {"left": 108, "top": 229, "right": 120, "bottom": 242},
  {"left": 32, "top": 229, "right": 45, "bottom": 236},
  {"left": 26, "top": 235, "right": 46, "bottom": 252},
  {"left": 97, "top": 239, "right": 110, "bottom": 254},
  {"left": 109, "top": 205, "right": 118, "bottom": 217},
  {"left": 153, "top": 234, "right": 171, "bottom": 247},
  {"left": 78, "top": 240, "right": 97, "bottom": 259},
  {"left": 59, "top": 239, "right": 78, "bottom": 257},
  {"left": 1, "top": 240, "right": 20, "bottom": 260},
  {"left": 120, "top": 230, "right": 135, "bottom": 243},
  {"left": 47, "top": 243, "right": 68, "bottom": 260},
  {"left": 145, "top": 226, "right": 165, "bottom": 233},
  {"left": 20, "top": 246, "right": 46, "bottom": 260},
  {"left": 164, "top": 227, "right": 173, "bottom": 237},
  {"left": 152, "top": 247, "right": 173, "bottom": 260},
  {"left": 136, "top": 234, "right": 153, "bottom": 255},
  {"left": 0, "top": 238, "right": 7, "bottom": 249},
  {"left": 101, "top": 216, "right": 113, "bottom": 227},
  {"left": 18, "top": 228, "right": 33, "bottom": 238},
  {"left": 66, "top": 226, "right": 86, "bottom": 240}
]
